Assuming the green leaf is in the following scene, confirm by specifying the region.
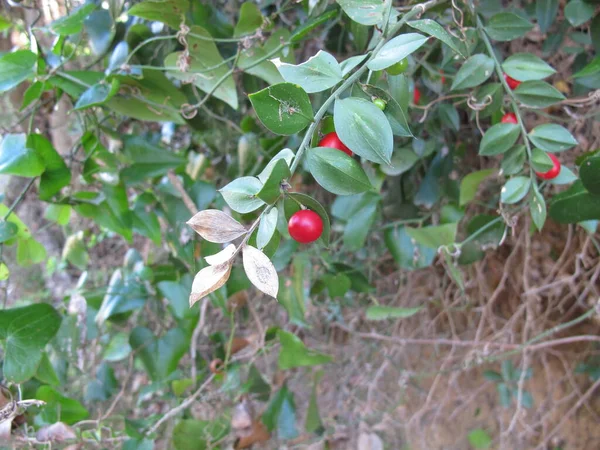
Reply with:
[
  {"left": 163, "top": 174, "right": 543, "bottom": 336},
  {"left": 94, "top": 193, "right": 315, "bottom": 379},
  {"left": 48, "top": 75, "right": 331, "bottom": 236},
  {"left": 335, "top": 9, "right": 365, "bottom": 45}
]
[
  {"left": 0, "top": 204, "right": 31, "bottom": 241},
  {"left": 580, "top": 155, "right": 600, "bottom": 195},
  {"left": 451, "top": 54, "right": 494, "bottom": 91},
  {"left": 74, "top": 79, "right": 120, "bottom": 110},
  {"left": 0, "top": 304, "right": 62, "bottom": 383},
  {"left": 121, "top": 136, "right": 185, "bottom": 183},
  {"left": 536, "top": 0, "right": 559, "bottom": 33},
  {"left": 366, "top": 305, "right": 423, "bottom": 320},
  {"left": 262, "top": 384, "right": 298, "bottom": 440},
  {"left": 36, "top": 386, "right": 88, "bottom": 424},
  {"left": 384, "top": 226, "right": 436, "bottom": 270},
  {"left": 530, "top": 148, "right": 554, "bottom": 172},
  {"left": 337, "top": 0, "right": 389, "bottom": 26},
  {"left": 468, "top": 428, "right": 492, "bottom": 449},
  {"left": 406, "top": 223, "right": 458, "bottom": 249},
  {"left": 164, "top": 25, "right": 237, "bottom": 109},
  {"left": 565, "top": 0, "right": 594, "bottom": 27},
  {"left": 342, "top": 193, "right": 379, "bottom": 250},
  {"left": 514, "top": 80, "right": 565, "bottom": 108},
  {"left": 550, "top": 181, "right": 600, "bottom": 223},
  {"left": 479, "top": 123, "right": 521, "bottom": 156},
  {"left": 288, "top": 192, "right": 331, "bottom": 246},
  {"left": 278, "top": 330, "right": 333, "bottom": 370},
  {"left": 530, "top": 183, "right": 547, "bottom": 230},
  {"left": 485, "top": 12, "right": 533, "bottom": 41},
  {"left": 548, "top": 165, "right": 577, "bottom": 185},
  {"left": 35, "top": 352, "right": 60, "bottom": 386},
  {"left": 17, "top": 238, "right": 47, "bottom": 267},
  {"left": 95, "top": 265, "right": 146, "bottom": 324},
  {"left": 359, "top": 84, "right": 412, "bottom": 137},
  {"left": 0, "top": 221, "right": 18, "bottom": 244},
  {"left": 408, "top": 19, "right": 466, "bottom": 57},
  {"left": 367, "top": 33, "right": 429, "bottom": 71},
  {"left": 528, "top": 123, "right": 578, "bottom": 153},
  {"left": 306, "top": 147, "right": 373, "bottom": 195},
  {"left": 501, "top": 145, "right": 527, "bottom": 176},
  {"left": 334, "top": 97, "right": 394, "bottom": 164},
  {"left": 219, "top": 176, "right": 265, "bottom": 214},
  {"left": 0, "top": 50, "right": 37, "bottom": 93},
  {"left": 502, "top": 53, "right": 555, "bottom": 81},
  {"left": 172, "top": 419, "right": 229, "bottom": 450},
  {"left": 129, "top": 0, "right": 189, "bottom": 29},
  {"left": 0, "top": 133, "right": 45, "bottom": 177},
  {"left": 103, "top": 332, "right": 132, "bottom": 362},
  {"left": 130, "top": 327, "right": 188, "bottom": 381},
  {"left": 27, "top": 134, "right": 71, "bottom": 200},
  {"left": 50, "top": 3, "right": 96, "bottom": 35},
  {"left": 258, "top": 148, "right": 295, "bottom": 183},
  {"left": 291, "top": 9, "right": 337, "bottom": 42},
  {"left": 238, "top": 29, "right": 289, "bottom": 85},
  {"left": 0, "top": 15, "right": 11, "bottom": 31},
  {"left": 305, "top": 371, "right": 324, "bottom": 433},
  {"left": 257, "top": 207, "right": 279, "bottom": 250},
  {"left": 234, "top": 2, "right": 263, "bottom": 37},
  {"left": 438, "top": 103, "right": 460, "bottom": 131},
  {"left": 256, "top": 159, "right": 290, "bottom": 204},
  {"left": 273, "top": 50, "right": 342, "bottom": 93},
  {"left": 380, "top": 147, "right": 418, "bottom": 176},
  {"left": 62, "top": 232, "right": 89, "bottom": 270},
  {"left": 460, "top": 169, "right": 494, "bottom": 206},
  {"left": 573, "top": 55, "right": 600, "bottom": 78},
  {"left": 322, "top": 273, "right": 351, "bottom": 297},
  {"left": 21, "top": 81, "right": 46, "bottom": 110},
  {"left": 501, "top": 176, "right": 531, "bottom": 204},
  {"left": 85, "top": 9, "right": 115, "bottom": 55},
  {"left": 249, "top": 83, "right": 314, "bottom": 135}
]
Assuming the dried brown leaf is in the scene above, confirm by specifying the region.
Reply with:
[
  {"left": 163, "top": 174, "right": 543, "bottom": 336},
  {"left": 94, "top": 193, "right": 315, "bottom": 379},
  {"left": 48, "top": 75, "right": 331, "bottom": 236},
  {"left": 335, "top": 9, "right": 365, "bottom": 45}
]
[
  {"left": 205, "top": 244, "right": 236, "bottom": 266},
  {"left": 187, "top": 209, "right": 247, "bottom": 243},
  {"left": 36, "top": 422, "right": 77, "bottom": 442},
  {"left": 231, "top": 401, "right": 253, "bottom": 431},
  {"left": 234, "top": 421, "right": 270, "bottom": 449},
  {"left": 190, "top": 263, "right": 232, "bottom": 306},
  {"left": 242, "top": 245, "right": 279, "bottom": 298},
  {"left": 357, "top": 432, "right": 383, "bottom": 450}
]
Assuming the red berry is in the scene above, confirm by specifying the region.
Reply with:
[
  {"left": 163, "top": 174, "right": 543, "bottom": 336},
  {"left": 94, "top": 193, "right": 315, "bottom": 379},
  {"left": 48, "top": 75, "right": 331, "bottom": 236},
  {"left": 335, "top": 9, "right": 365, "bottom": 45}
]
[
  {"left": 318, "top": 131, "right": 353, "bottom": 156},
  {"left": 440, "top": 70, "right": 446, "bottom": 84},
  {"left": 501, "top": 112, "right": 518, "bottom": 124},
  {"left": 535, "top": 153, "right": 561, "bottom": 180},
  {"left": 288, "top": 210, "right": 323, "bottom": 244},
  {"left": 413, "top": 87, "right": 421, "bottom": 104},
  {"left": 504, "top": 73, "right": 521, "bottom": 90}
]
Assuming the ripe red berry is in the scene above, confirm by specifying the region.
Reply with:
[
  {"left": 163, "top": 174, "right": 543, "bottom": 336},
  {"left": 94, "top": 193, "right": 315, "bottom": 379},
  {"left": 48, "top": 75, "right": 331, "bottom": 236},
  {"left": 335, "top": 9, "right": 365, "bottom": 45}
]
[
  {"left": 535, "top": 153, "right": 561, "bottom": 180},
  {"left": 501, "top": 112, "right": 518, "bottom": 124},
  {"left": 440, "top": 70, "right": 446, "bottom": 84},
  {"left": 318, "top": 131, "right": 353, "bottom": 156},
  {"left": 504, "top": 73, "right": 521, "bottom": 90},
  {"left": 288, "top": 210, "right": 323, "bottom": 244},
  {"left": 413, "top": 87, "right": 421, "bottom": 104}
]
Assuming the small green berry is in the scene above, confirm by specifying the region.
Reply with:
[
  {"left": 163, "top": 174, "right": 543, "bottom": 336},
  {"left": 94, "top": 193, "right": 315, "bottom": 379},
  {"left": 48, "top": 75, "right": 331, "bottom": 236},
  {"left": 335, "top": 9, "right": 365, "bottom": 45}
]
[
  {"left": 386, "top": 58, "right": 408, "bottom": 76},
  {"left": 373, "top": 98, "right": 387, "bottom": 111}
]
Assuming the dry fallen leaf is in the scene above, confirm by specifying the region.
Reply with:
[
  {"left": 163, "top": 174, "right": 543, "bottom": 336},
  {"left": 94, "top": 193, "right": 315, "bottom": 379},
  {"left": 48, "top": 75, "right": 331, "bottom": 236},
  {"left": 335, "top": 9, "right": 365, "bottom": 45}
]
[
  {"left": 357, "top": 432, "right": 383, "bottom": 450},
  {"left": 230, "top": 337, "right": 250, "bottom": 355},
  {"left": 205, "top": 244, "right": 237, "bottom": 266},
  {"left": 36, "top": 422, "right": 77, "bottom": 442},
  {"left": 189, "top": 263, "right": 232, "bottom": 306},
  {"left": 242, "top": 245, "right": 279, "bottom": 298},
  {"left": 234, "top": 420, "right": 270, "bottom": 449},
  {"left": 231, "top": 401, "right": 253, "bottom": 431},
  {"left": 187, "top": 209, "right": 247, "bottom": 243}
]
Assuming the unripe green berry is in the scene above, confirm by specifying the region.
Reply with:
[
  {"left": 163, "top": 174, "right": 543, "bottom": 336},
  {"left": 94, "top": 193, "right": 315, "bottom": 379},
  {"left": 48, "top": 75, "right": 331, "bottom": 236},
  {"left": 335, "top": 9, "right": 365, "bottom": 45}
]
[
  {"left": 373, "top": 98, "right": 387, "bottom": 111},
  {"left": 386, "top": 58, "right": 408, "bottom": 75}
]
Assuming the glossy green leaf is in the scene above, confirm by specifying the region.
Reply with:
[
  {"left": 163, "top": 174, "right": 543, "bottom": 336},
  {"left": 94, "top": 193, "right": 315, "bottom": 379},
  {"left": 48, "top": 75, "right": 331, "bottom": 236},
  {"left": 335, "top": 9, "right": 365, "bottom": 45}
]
[
  {"left": 530, "top": 183, "right": 547, "bottom": 230},
  {"left": 95, "top": 265, "right": 146, "bottom": 324},
  {"left": 35, "top": 352, "right": 60, "bottom": 386},
  {"left": 85, "top": 9, "right": 115, "bottom": 55},
  {"left": 257, "top": 207, "right": 279, "bottom": 250},
  {"left": 278, "top": 330, "right": 333, "bottom": 370},
  {"left": 256, "top": 159, "right": 290, "bottom": 204},
  {"left": 408, "top": 19, "right": 466, "bottom": 57},
  {"left": 359, "top": 84, "right": 412, "bottom": 137},
  {"left": 548, "top": 165, "right": 577, "bottom": 185},
  {"left": 334, "top": 97, "right": 394, "bottom": 164},
  {"left": 565, "top": 0, "right": 594, "bottom": 27},
  {"left": 130, "top": 327, "right": 188, "bottom": 381},
  {"left": 0, "top": 304, "right": 62, "bottom": 382},
  {"left": 337, "top": 0, "right": 389, "bottom": 26},
  {"left": 459, "top": 169, "right": 494, "bottom": 206},
  {"left": 172, "top": 419, "right": 229, "bottom": 450},
  {"left": 17, "top": 238, "right": 47, "bottom": 267},
  {"left": 273, "top": 50, "right": 342, "bottom": 93},
  {"left": 514, "top": 80, "right": 565, "bottom": 108},
  {"left": 342, "top": 193, "right": 379, "bottom": 251},
  {"left": 305, "top": 371, "right": 324, "bottom": 433},
  {"left": 0, "top": 134, "right": 45, "bottom": 177},
  {"left": 36, "top": 386, "right": 89, "bottom": 424},
  {"left": 550, "top": 181, "right": 600, "bottom": 223},
  {"left": 27, "top": 134, "right": 71, "bottom": 200},
  {"left": 451, "top": 54, "right": 494, "bottom": 91},
  {"left": 368, "top": 33, "right": 428, "bottom": 71},
  {"left": 501, "top": 145, "right": 527, "bottom": 176},
  {"left": 165, "top": 26, "right": 237, "bottom": 109},
  {"left": 536, "top": 0, "right": 559, "bottom": 33},
  {"left": 438, "top": 103, "right": 460, "bottom": 131},
  {"left": 366, "top": 305, "right": 422, "bottom": 320},
  {"left": 21, "top": 81, "right": 46, "bottom": 110},
  {"left": 530, "top": 148, "right": 554, "bottom": 172},
  {"left": 0, "top": 204, "right": 31, "bottom": 241},
  {"left": 107, "top": 41, "right": 130, "bottom": 74},
  {"left": 262, "top": 385, "right": 298, "bottom": 440},
  {"left": 234, "top": 2, "right": 263, "bottom": 37},
  {"left": 121, "top": 136, "right": 185, "bottom": 183},
  {"left": 249, "top": 83, "right": 313, "bottom": 135},
  {"left": 528, "top": 123, "right": 578, "bottom": 152},
  {"left": 219, "top": 176, "right": 265, "bottom": 214},
  {"left": 406, "top": 223, "right": 458, "bottom": 248},
  {"left": 384, "top": 226, "right": 436, "bottom": 270},
  {"left": 258, "top": 148, "right": 295, "bottom": 184},
  {"left": 306, "top": 147, "right": 373, "bottom": 195},
  {"left": 0, "top": 221, "right": 18, "bottom": 244},
  {"left": 580, "top": 155, "right": 600, "bottom": 195},
  {"left": 573, "top": 56, "right": 600, "bottom": 78},
  {"left": 291, "top": 9, "right": 337, "bottom": 42},
  {"left": 380, "top": 147, "right": 418, "bottom": 176},
  {"left": 479, "top": 123, "right": 520, "bottom": 156},
  {"left": 485, "top": 12, "right": 533, "bottom": 41},
  {"left": 129, "top": 0, "right": 190, "bottom": 29},
  {"left": 50, "top": 3, "right": 96, "bottom": 35},
  {"left": 238, "top": 29, "right": 290, "bottom": 85},
  {"left": 500, "top": 176, "right": 531, "bottom": 204},
  {"left": 0, "top": 50, "right": 37, "bottom": 93},
  {"left": 502, "top": 53, "right": 555, "bottom": 81},
  {"left": 288, "top": 192, "right": 331, "bottom": 246}
]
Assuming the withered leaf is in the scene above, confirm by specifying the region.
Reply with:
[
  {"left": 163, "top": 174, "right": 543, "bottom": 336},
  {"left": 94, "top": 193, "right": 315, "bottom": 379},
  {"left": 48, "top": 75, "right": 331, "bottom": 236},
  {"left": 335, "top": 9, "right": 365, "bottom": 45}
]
[
  {"left": 205, "top": 244, "right": 236, "bottom": 266},
  {"left": 242, "top": 245, "right": 279, "bottom": 299},
  {"left": 190, "top": 262, "right": 232, "bottom": 306},
  {"left": 36, "top": 422, "right": 76, "bottom": 442},
  {"left": 187, "top": 209, "right": 247, "bottom": 243}
]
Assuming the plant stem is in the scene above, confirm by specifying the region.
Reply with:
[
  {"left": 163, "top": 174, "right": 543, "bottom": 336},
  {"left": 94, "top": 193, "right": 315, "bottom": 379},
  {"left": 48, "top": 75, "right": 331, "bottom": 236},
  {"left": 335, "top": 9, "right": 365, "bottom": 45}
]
[{"left": 3, "top": 178, "right": 36, "bottom": 221}]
